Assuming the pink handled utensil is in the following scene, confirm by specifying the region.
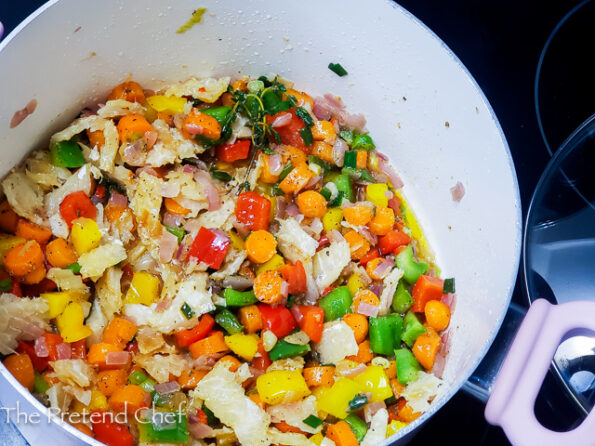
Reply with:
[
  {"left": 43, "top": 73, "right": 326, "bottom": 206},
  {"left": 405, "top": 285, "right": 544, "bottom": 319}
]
[{"left": 486, "top": 298, "right": 595, "bottom": 445}]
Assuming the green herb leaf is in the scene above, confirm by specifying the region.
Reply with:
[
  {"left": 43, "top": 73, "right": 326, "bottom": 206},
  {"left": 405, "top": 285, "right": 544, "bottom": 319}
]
[
  {"left": 443, "top": 278, "right": 456, "bottom": 294},
  {"left": 262, "top": 147, "right": 275, "bottom": 155},
  {"left": 180, "top": 302, "right": 195, "bottom": 320},
  {"left": 328, "top": 62, "right": 348, "bottom": 77},
  {"left": 299, "top": 126, "right": 314, "bottom": 147},
  {"left": 279, "top": 162, "right": 294, "bottom": 181},
  {"left": 0, "top": 278, "right": 12, "bottom": 292},
  {"left": 211, "top": 170, "right": 233, "bottom": 181},
  {"left": 295, "top": 107, "right": 314, "bottom": 127}
]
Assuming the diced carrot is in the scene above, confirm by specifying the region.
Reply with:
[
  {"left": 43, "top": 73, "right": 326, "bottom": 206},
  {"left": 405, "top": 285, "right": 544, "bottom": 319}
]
[
  {"left": 245, "top": 230, "right": 278, "bottom": 264},
  {"left": 296, "top": 191, "right": 327, "bottom": 218},
  {"left": 0, "top": 201, "right": 19, "bottom": 233},
  {"left": 386, "top": 360, "right": 398, "bottom": 379},
  {"left": 347, "top": 340, "right": 374, "bottom": 364},
  {"left": 327, "top": 420, "right": 359, "bottom": 446},
  {"left": 86, "top": 129, "right": 105, "bottom": 149},
  {"left": 109, "top": 384, "right": 147, "bottom": 414},
  {"left": 310, "top": 141, "right": 334, "bottom": 163},
  {"left": 21, "top": 266, "right": 47, "bottom": 285},
  {"left": 311, "top": 121, "right": 336, "bottom": 144},
  {"left": 45, "top": 238, "right": 78, "bottom": 268},
  {"left": 412, "top": 327, "right": 441, "bottom": 370},
  {"left": 117, "top": 114, "right": 153, "bottom": 143},
  {"left": 249, "top": 393, "right": 265, "bottom": 409},
  {"left": 97, "top": 369, "right": 128, "bottom": 397},
  {"left": 343, "top": 205, "right": 374, "bottom": 226},
  {"left": 397, "top": 400, "right": 422, "bottom": 423},
  {"left": 164, "top": 197, "right": 191, "bottom": 216},
  {"left": 87, "top": 343, "right": 124, "bottom": 366},
  {"left": 189, "top": 331, "right": 229, "bottom": 358},
  {"left": 352, "top": 289, "right": 380, "bottom": 314},
  {"left": 356, "top": 151, "right": 367, "bottom": 170},
  {"left": 390, "top": 377, "right": 405, "bottom": 398},
  {"left": 230, "top": 79, "right": 248, "bottom": 92},
  {"left": 344, "top": 230, "right": 370, "bottom": 260},
  {"left": 107, "top": 81, "right": 145, "bottom": 103},
  {"left": 3, "top": 240, "right": 45, "bottom": 278},
  {"left": 260, "top": 154, "right": 280, "bottom": 184},
  {"left": 157, "top": 111, "right": 174, "bottom": 126},
  {"left": 253, "top": 270, "right": 285, "bottom": 304},
  {"left": 102, "top": 318, "right": 137, "bottom": 349},
  {"left": 217, "top": 355, "right": 242, "bottom": 372},
  {"left": 281, "top": 145, "right": 308, "bottom": 166},
  {"left": 369, "top": 207, "right": 395, "bottom": 236},
  {"left": 285, "top": 88, "right": 314, "bottom": 109},
  {"left": 274, "top": 421, "right": 305, "bottom": 434},
  {"left": 3, "top": 353, "right": 35, "bottom": 391},
  {"left": 71, "top": 422, "right": 94, "bottom": 438},
  {"left": 424, "top": 300, "right": 451, "bottom": 331},
  {"left": 239, "top": 305, "right": 263, "bottom": 334},
  {"left": 411, "top": 275, "right": 444, "bottom": 313},
  {"left": 303, "top": 366, "right": 335, "bottom": 388},
  {"left": 342, "top": 313, "right": 369, "bottom": 344},
  {"left": 183, "top": 108, "right": 222, "bottom": 141},
  {"left": 177, "top": 369, "right": 208, "bottom": 390},
  {"left": 365, "top": 257, "right": 389, "bottom": 281},
  {"left": 278, "top": 162, "right": 314, "bottom": 195}
]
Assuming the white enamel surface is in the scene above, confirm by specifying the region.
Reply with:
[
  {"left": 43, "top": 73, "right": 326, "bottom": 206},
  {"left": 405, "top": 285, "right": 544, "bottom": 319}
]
[{"left": 0, "top": 0, "right": 521, "bottom": 444}]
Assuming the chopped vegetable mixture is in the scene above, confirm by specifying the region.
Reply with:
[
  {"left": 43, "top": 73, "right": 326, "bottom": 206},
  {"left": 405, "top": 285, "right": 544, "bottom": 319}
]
[{"left": 0, "top": 75, "right": 454, "bottom": 446}]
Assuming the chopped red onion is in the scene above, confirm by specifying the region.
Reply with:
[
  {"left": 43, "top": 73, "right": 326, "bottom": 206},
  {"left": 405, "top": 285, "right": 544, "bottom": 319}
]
[
  {"left": 280, "top": 281, "right": 289, "bottom": 299},
  {"left": 332, "top": 139, "right": 348, "bottom": 167},
  {"left": 163, "top": 212, "right": 183, "bottom": 228},
  {"left": 188, "top": 422, "right": 213, "bottom": 439},
  {"left": 450, "top": 181, "right": 465, "bottom": 202},
  {"left": 376, "top": 151, "right": 389, "bottom": 161},
  {"left": 384, "top": 190, "right": 394, "bottom": 200},
  {"left": 154, "top": 381, "right": 180, "bottom": 395},
  {"left": 108, "top": 191, "right": 128, "bottom": 208},
  {"left": 122, "top": 140, "right": 146, "bottom": 166},
  {"left": 441, "top": 293, "right": 456, "bottom": 311},
  {"left": 274, "top": 197, "right": 287, "bottom": 219},
  {"left": 34, "top": 336, "right": 48, "bottom": 358},
  {"left": 370, "top": 284, "right": 383, "bottom": 296},
  {"left": 184, "top": 123, "right": 205, "bottom": 135},
  {"left": 155, "top": 299, "right": 173, "bottom": 312},
  {"left": 338, "top": 112, "right": 366, "bottom": 132},
  {"left": 267, "top": 154, "right": 283, "bottom": 175},
  {"left": 10, "top": 99, "right": 37, "bottom": 128},
  {"left": 161, "top": 182, "right": 180, "bottom": 198},
  {"left": 285, "top": 204, "right": 301, "bottom": 218},
  {"left": 387, "top": 197, "right": 400, "bottom": 214},
  {"left": 338, "top": 363, "right": 367, "bottom": 377},
  {"left": 232, "top": 220, "right": 250, "bottom": 237},
  {"left": 373, "top": 259, "right": 393, "bottom": 279},
  {"left": 194, "top": 170, "right": 221, "bottom": 211},
  {"left": 305, "top": 174, "right": 322, "bottom": 190},
  {"left": 271, "top": 112, "right": 292, "bottom": 128},
  {"left": 359, "top": 227, "right": 377, "bottom": 246},
  {"left": 183, "top": 164, "right": 199, "bottom": 174},
  {"left": 379, "top": 160, "right": 404, "bottom": 189},
  {"left": 357, "top": 301, "right": 379, "bottom": 318},
  {"left": 222, "top": 275, "right": 254, "bottom": 291},
  {"left": 159, "top": 228, "right": 179, "bottom": 263},
  {"left": 323, "top": 93, "right": 345, "bottom": 110},
  {"left": 55, "top": 343, "right": 72, "bottom": 360},
  {"left": 136, "top": 165, "right": 160, "bottom": 178},
  {"left": 327, "top": 229, "right": 345, "bottom": 244},
  {"left": 144, "top": 130, "right": 158, "bottom": 150},
  {"left": 364, "top": 401, "right": 387, "bottom": 423},
  {"left": 105, "top": 351, "right": 130, "bottom": 365}
]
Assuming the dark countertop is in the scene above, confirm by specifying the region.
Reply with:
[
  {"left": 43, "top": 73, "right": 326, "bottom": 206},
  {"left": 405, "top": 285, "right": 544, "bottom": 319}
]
[{"left": 1, "top": 1, "right": 592, "bottom": 445}]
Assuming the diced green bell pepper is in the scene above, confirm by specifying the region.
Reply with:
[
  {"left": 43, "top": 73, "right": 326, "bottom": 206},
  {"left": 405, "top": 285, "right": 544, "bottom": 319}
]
[
  {"left": 318, "top": 286, "right": 352, "bottom": 321},
  {"left": 268, "top": 339, "right": 311, "bottom": 361},
  {"left": 138, "top": 412, "right": 189, "bottom": 444},
  {"left": 401, "top": 311, "right": 427, "bottom": 348},
  {"left": 262, "top": 90, "right": 291, "bottom": 115},
  {"left": 395, "top": 245, "right": 428, "bottom": 284},
  {"left": 392, "top": 281, "right": 414, "bottom": 313},
  {"left": 128, "top": 370, "right": 149, "bottom": 385},
  {"left": 331, "top": 173, "right": 354, "bottom": 203},
  {"left": 223, "top": 288, "right": 258, "bottom": 307},
  {"left": 344, "top": 413, "right": 368, "bottom": 442},
  {"left": 140, "top": 377, "right": 156, "bottom": 393},
  {"left": 369, "top": 314, "right": 403, "bottom": 355},
  {"left": 215, "top": 308, "right": 244, "bottom": 334},
  {"left": 395, "top": 348, "right": 422, "bottom": 384},
  {"left": 50, "top": 140, "right": 86, "bottom": 168},
  {"left": 351, "top": 134, "right": 376, "bottom": 151},
  {"left": 339, "top": 130, "right": 355, "bottom": 145},
  {"left": 33, "top": 373, "right": 49, "bottom": 394}
]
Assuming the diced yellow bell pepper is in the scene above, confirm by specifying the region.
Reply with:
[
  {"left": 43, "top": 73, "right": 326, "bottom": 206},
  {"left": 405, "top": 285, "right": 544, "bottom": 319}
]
[
  {"left": 255, "top": 254, "right": 285, "bottom": 276},
  {"left": 310, "top": 433, "right": 324, "bottom": 445},
  {"left": 267, "top": 195, "right": 277, "bottom": 223},
  {"left": 366, "top": 183, "right": 389, "bottom": 208},
  {"left": 322, "top": 208, "right": 343, "bottom": 233},
  {"left": 146, "top": 95, "right": 187, "bottom": 114},
  {"left": 125, "top": 271, "right": 160, "bottom": 305},
  {"left": 89, "top": 390, "right": 109, "bottom": 410},
  {"left": 56, "top": 302, "right": 93, "bottom": 342},
  {"left": 71, "top": 400, "right": 89, "bottom": 414},
  {"left": 224, "top": 333, "right": 259, "bottom": 361},
  {"left": 215, "top": 161, "right": 233, "bottom": 171},
  {"left": 317, "top": 378, "right": 363, "bottom": 419},
  {"left": 0, "top": 235, "right": 26, "bottom": 265},
  {"left": 352, "top": 365, "right": 393, "bottom": 402},
  {"left": 70, "top": 217, "right": 101, "bottom": 255},
  {"left": 346, "top": 273, "right": 365, "bottom": 298},
  {"left": 228, "top": 230, "right": 245, "bottom": 251},
  {"left": 386, "top": 420, "right": 408, "bottom": 437},
  {"left": 41, "top": 291, "right": 77, "bottom": 318},
  {"left": 256, "top": 370, "right": 311, "bottom": 405}
]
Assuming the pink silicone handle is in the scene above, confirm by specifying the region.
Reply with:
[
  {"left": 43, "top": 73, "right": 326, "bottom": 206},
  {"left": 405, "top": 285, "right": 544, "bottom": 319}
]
[{"left": 485, "top": 298, "right": 595, "bottom": 445}]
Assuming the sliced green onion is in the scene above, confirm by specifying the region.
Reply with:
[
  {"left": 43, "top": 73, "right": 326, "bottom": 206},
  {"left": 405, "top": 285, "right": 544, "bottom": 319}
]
[
  {"left": 299, "top": 126, "right": 314, "bottom": 147},
  {"left": 0, "top": 278, "right": 12, "bottom": 292},
  {"left": 343, "top": 151, "right": 357, "bottom": 169},
  {"left": 328, "top": 62, "right": 348, "bottom": 77},
  {"left": 279, "top": 162, "right": 294, "bottom": 181},
  {"left": 272, "top": 183, "right": 284, "bottom": 196},
  {"left": 262, "top": 146, "right": 276, "bottom": 155},
  {"left": 329, "top": 190, "right": 344, "bottom": 207},
  {"left": 307, "top": 155, "right": 334, "bottom": 171},
  {"left": 65, "top": 262, "right": 82, "bottom": 274},
  {"left": 248, "top": 80, "right": 265, "bottom": 93},
  {"left": 348, "top": 393, "right": 368, "bottom": 411},
  {"left": 302, "top": 415, "right": 324, "bottom": 429},
  {"left": 165, "top": 225, "right": 186, "bottom": 243},
  {"left": 180, "top": 302, "right": 195, "bottom": 320},
  {"left": 443, "top": 278, "right": 455, "bottom": 294},
  {"left": 319, "top": 187, "right": 332, "bottom": 201}
]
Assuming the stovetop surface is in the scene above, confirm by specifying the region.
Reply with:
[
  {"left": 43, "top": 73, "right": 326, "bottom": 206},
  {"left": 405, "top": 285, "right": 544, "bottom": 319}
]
[{"left": 1, "top": 1, "right": 593, "bottom": 444}]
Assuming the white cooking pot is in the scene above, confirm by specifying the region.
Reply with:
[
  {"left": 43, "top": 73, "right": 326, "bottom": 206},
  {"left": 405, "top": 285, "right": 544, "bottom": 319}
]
[{"left": 0, "top": 0, "right": 521, "bottom": 444}]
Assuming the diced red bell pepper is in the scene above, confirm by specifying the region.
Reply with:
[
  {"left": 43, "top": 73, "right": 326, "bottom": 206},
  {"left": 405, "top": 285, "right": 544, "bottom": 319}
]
[
  {"left": 125, "top": 341, "right": 139, "bottom": 354},
  {"left": 279, "top": 260, "right": 307, "bottom": 294},
  {"left": 258, "top": 304, "right": 296, "bottom": 338},
  {"left": 216, "top": 140, "right": 251, "bottom": 163},
  {"left": 175, "top": 313, "right": 216, "bottom": 347},
  {"left": 42, "top": 333, "right": 65, "bottom": 362},
  {"left": 411, "top": 275, "right": 445, "bottom": 312},
  {"left": 321, "top": 285, "right": 336, "bottom": 297},
  {"left": 70, "top": 339, "right": 87, "bottom": 360},
  {"left": 251, "top": 339, "right": 272, "bottom": 371},
  {"left": 21, "top": 278, "right": 57, "bottom": 298},
  {"left": 317, "top": 234, "right": 330, "bottom": 250},
  {"left": 188, "top": 227, "right": 230, "bottom": 270},
  {"left": 235, "top": 191, "right": 271, "bottom": 231},
  {"left": 195, "top": 409, "right": 209, "bottom": 425},
  {"left": 290, "top": 305, "right": 324, "bottom": 343},
  {"left": 59, "top": 191, "right": 97, "bottom": 227},
  {"left": 91, "top": 411, "right": 134, "bottom": 446},
  {"left": 16, "top": 340, "right": 48, "bottom": 372},
  {"left": 266, "top": 108, "right": 308, "bottom": 152},
  {"left": 359, "top": 247, "right": 380, "bottom": 266},
  {"left": 94, "top": 185, "right": 107, "bottom": 201},
  {"left": 378, "top": 231, "right": 412, "bottom": 255}
]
